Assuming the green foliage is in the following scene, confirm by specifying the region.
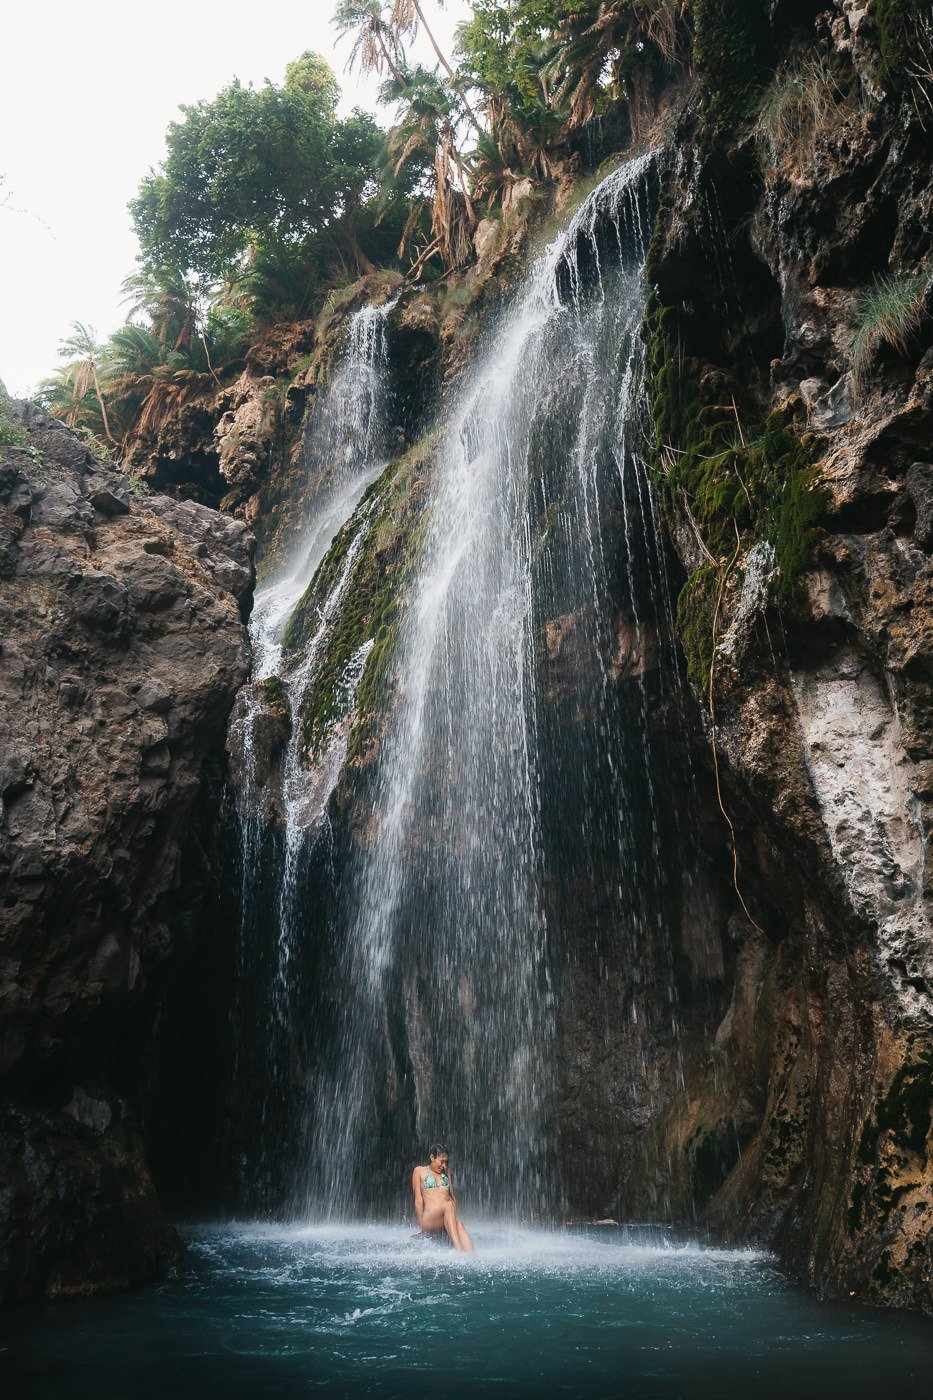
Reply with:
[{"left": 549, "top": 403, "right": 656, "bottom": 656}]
[
  {"left": 38, "top": 287, "right": 252, "bottom": 451},
  {"left": 646, "top": 242, "right": 825, "bottom": 688},
  {"left": 693, "top": 0, "right": 769, "bottom": 135},
  {"left": 0, "top": 382, "right": 45, "bottom": 470},
  {"left": 130, "top": 54, "right": 382, "bottom": 288},
  {"left": 0, "top": 380, "right": 28, "bottom": 449},
  {"left": 676, "top": 566, "right": 717, "bottom": 689},
  {"left": 849, "top": 269, "right": 930, "bottom": 383},
  {"left": 648, "top": 287, "right": 824, "bottom": 597}
]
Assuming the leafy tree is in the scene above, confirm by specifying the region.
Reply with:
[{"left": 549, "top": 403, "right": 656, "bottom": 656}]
[
  {"left": 457, "top": 1, "right": 568, "bottom": 199},
  {"left": 130, "top": 53, "right": 382, "bottom": 287}
]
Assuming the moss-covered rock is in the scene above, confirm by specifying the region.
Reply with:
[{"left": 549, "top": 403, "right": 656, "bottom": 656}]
[{"left": 284, "top": 437, "right": 435, "bottom": 769}]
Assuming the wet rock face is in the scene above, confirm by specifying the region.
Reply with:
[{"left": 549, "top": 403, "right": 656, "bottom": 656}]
[
  {"left": 0, "top": 404, "right": 253, "bottom": 1300},
  {"left": 0, "top": 1101, "right": 185, "bottom": 1301},
  {"left": 641, "top": 4, "right": 933, "bottom": 1313}
]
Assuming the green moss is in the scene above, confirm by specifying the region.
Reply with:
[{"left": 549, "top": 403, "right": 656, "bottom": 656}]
[
  {"left": 645, "top": 262, "right": 826, "bottom": 684},
  {"left": 871, "top": 0, "right": 924, "bottom": 96},
  {"left": 283, "top": 467, "right": 392, "bottom": 654},
  {"left": 693, "top": 0, "right": 769, "bottom": 136},
  {"left": 258, "top": 674, "right": 292, "bottom": 743},
  {"left": 676, "top": 567, "right": 718, "bottom": 690},
  {"left": 260, "top": 674, "right": 289, "bottom": 713},
  {"left": 283, "top": 437, "right": 434, "bottom": 767}
]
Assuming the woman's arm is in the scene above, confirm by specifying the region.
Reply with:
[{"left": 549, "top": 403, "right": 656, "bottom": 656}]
[{"left": 411, "top": 1167, "right": 424, "bottom": 1226}]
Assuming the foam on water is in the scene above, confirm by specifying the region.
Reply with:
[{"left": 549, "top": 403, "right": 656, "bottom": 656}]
[{"left": 5, "top": 1224, "right": 929, "bottom": 1400}]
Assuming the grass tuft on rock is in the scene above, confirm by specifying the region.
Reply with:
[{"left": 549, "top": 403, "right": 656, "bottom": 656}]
[
  {"left": 755, "top": 62, "right": 852, "bottom": 172},
  {"left": 848, "top": 269, "right": 930, "bottom": 384}
]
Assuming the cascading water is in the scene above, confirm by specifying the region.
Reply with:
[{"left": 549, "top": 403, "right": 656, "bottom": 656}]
[
  {"left": 283, "top": 151, "right": 700, "bottom": 1221},
  {"left": 225, "top": 299, "right": 398, "bottom": 1210}
]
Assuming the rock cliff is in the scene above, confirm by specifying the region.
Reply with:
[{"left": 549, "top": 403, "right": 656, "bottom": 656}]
[
  {"left": 0, "top": 403, "right": 253, "bottom": 1299},
  {"left": 637, "top": 1, "right": 933, "bottom": 1311}
]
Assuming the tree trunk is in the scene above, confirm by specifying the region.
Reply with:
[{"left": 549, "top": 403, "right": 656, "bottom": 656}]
[
  {"left": 342, "top": 213, "right": 377, "bottom": 276},
  {"left": 91, "top": 364, "right": 115, "bottom": 445},
  {"left": 411, "top": 0, "right": 483, "bottom": 133},
  {"left": 377, "top": 31, "right": 408, "bottom": 91}
]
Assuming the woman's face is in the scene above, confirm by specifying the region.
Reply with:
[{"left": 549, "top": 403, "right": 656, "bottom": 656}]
[{"left": 429, "top": 1152, "right": 449, "bottom": 1174}]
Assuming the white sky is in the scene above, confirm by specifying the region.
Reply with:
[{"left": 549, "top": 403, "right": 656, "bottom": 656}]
[{"left": 0, "top": 0, "right": 468, "bottom": 395}]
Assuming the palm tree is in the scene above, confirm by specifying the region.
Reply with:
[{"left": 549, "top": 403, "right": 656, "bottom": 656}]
[
  {"left": 389, "top": 0, "right": 484, "bottom": 132},
  {"left": 333, "top": 0, "right": 409, "bottom": 88},
  {"left": 120, "top": 268, "right": 199, "bottom": 353},
  {"left": 381, "top": 64, "right": 477, "bottom": 272},
  {"left": 47, "top": 323, "right": 115, "bottom": 443},
  {"left": 548, "top": 1, "right": 690, "bottom": 140},
  {"left": 456, "top": 4, "right": 570, "bottom": 203}
]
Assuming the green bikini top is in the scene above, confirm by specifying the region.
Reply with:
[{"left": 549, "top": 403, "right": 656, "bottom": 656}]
[{"left": 423, "top": 1170, "right": 450, "bottom": 1189}]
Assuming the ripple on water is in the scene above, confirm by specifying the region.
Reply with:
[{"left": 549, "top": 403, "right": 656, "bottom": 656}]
[{"left": 2, "top": 1225, "right": 930, "bottom": 1400}]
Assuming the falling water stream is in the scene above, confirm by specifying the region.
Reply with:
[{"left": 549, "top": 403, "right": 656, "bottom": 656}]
[
  {"left": 226, "top": 299, "right": 397, "bottom": 1209},
  {"left": 8, "top": 155, "right": 930, "bottom": 1400},
  {"left": 300, "top": 152, "right": 685, "bottom": 1218}
]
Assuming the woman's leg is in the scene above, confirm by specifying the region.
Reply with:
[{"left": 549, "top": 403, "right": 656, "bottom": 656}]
[
  {"left": 420, "top": 1208, "right": 447, "bottom": 1239},
  {"left": 442, "top": 1201, "right": 463, "bottom": 1248},
  {"left": 455, "top": 1218, "right": 474, "bottom": 1253},
  {"left": 442, "top": 1202, "right": 474, "bottom": 1252}
]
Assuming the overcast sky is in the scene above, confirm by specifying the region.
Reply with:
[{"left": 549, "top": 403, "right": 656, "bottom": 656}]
[{"left": 0, "top": 0, "right": 469, "bottom": 394}]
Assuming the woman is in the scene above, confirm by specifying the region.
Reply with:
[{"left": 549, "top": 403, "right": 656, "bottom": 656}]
[{"left": 411, "top": 1142, "right": 474, "bottom": 1252}]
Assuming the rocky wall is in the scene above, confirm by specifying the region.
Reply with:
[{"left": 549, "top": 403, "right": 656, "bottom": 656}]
[
  {"left": 0, "top": 404, "right": 253, "bottom": 1300},
  {"left": 637, "top": 0, "right": 932, "bottom": 1312}
]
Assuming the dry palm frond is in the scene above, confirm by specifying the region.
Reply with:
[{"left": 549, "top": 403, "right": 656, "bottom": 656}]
[
  {"left": 431, "top": 137, "right": 475, "bottom": 271},
  {"left": 135, "top": 369, "right": 213, "bottom": 441},
  {"left": 396, "top": 199, "right": 429, "bottom": 260}
]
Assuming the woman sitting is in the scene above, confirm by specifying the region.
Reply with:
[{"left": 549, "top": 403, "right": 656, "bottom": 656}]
[{"left": 411, "top": 1142, "right": 474, "bottom": 1252}]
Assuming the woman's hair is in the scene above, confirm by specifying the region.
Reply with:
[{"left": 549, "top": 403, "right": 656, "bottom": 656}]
[{"left": 428, "top": 1142, "right": 449, "bottom": 1159}]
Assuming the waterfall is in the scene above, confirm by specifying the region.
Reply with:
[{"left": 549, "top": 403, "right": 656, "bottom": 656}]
[
  {"left": 289, "top": 152, "right": 692, "bottom": 1221},
  {"left": 226, "top": 299, "right": 396, "bottom": 1211}
]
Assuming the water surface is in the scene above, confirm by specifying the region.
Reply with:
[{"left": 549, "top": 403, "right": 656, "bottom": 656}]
[{"left": 4, "top": 1224, "right": 930, "bottom": 1399}]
